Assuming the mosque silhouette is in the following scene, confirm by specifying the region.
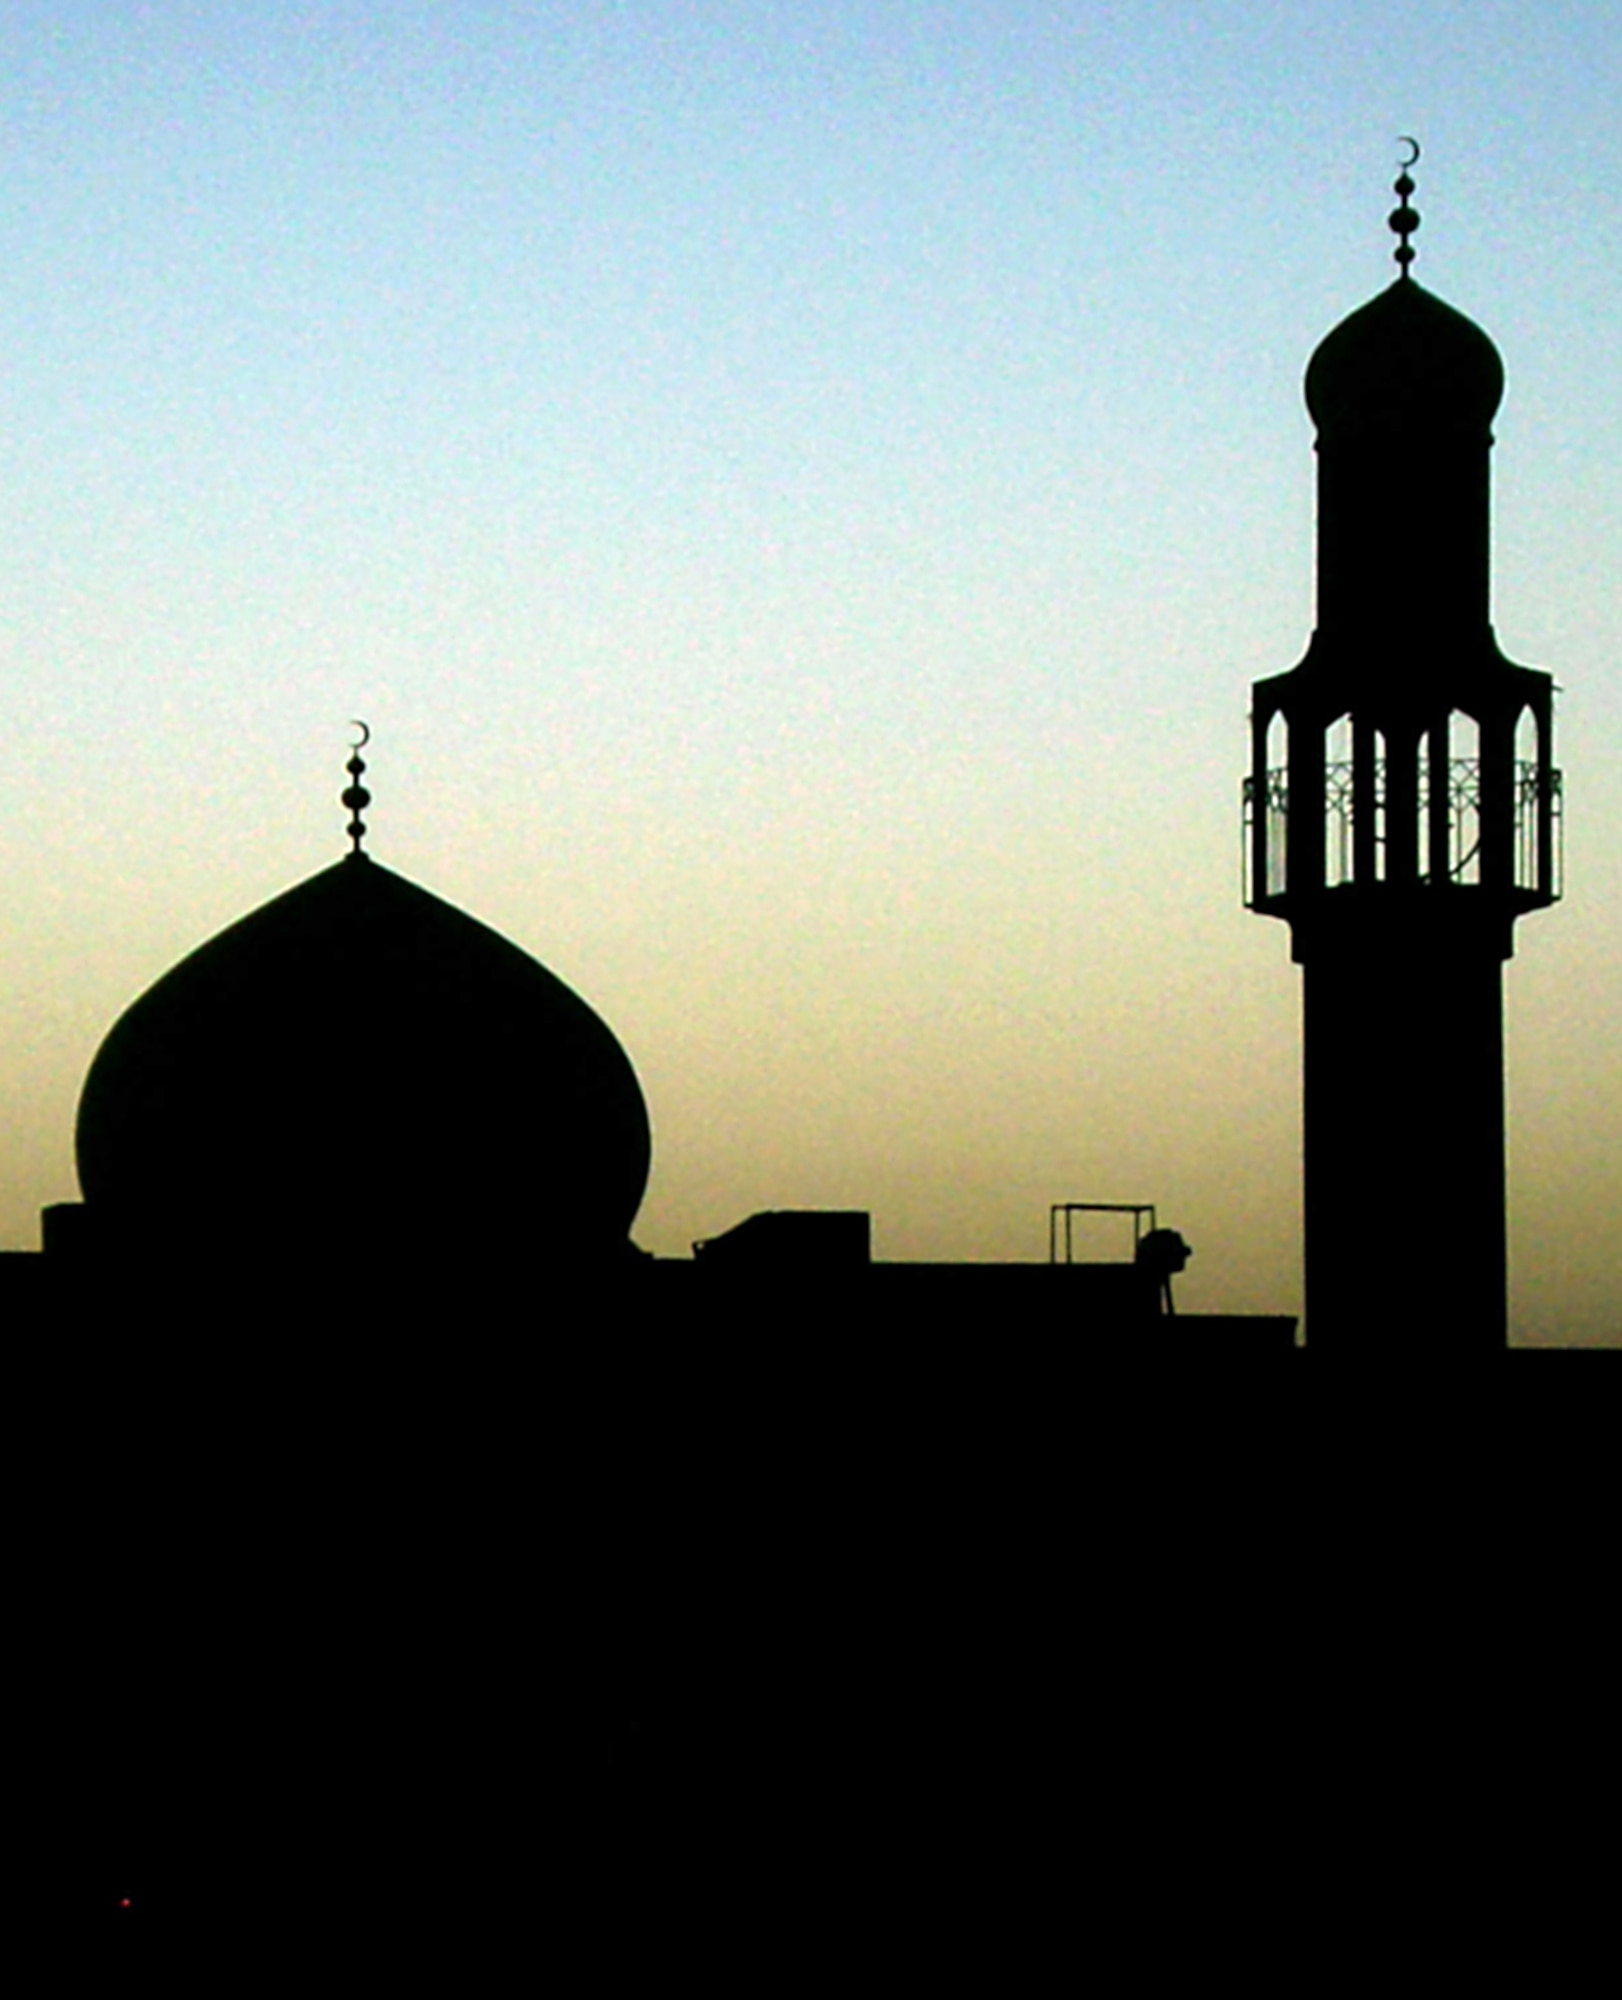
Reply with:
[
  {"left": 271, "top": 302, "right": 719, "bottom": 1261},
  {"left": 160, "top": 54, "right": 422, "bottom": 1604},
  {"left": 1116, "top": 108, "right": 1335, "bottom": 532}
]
[
  {"left": 32, "top": 736, "right": 1287, "bottom": 1339},
  {"left": 25, "top": 160, "right": 1566, "bottom": 1961},
  {"left": 24, "top": 158, "right": 1558, "bottom": 1351}
]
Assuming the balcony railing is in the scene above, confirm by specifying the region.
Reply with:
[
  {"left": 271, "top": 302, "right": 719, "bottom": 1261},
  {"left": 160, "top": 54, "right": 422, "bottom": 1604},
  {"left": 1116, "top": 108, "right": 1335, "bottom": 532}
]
[{"left": 1243, "top": 758, "right": 1562, "bottom": 907}]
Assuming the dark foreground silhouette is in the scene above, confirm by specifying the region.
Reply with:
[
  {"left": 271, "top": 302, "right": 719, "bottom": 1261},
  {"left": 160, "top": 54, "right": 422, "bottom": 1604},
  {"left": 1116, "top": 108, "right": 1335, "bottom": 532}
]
[{"left": 20, "top": 1291, "right": 1611, "bottom": 1978}]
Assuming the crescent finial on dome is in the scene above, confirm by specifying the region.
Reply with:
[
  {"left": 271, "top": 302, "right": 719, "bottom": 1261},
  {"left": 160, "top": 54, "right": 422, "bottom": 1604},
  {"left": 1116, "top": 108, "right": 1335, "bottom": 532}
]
[{"left": 1390, "top": 139, "right": 1421, "bottom": 278}]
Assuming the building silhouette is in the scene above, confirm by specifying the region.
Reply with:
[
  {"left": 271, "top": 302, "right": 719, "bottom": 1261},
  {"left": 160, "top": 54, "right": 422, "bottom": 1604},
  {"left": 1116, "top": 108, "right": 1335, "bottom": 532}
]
[{"left": 1245, "top": 157, "right": 1561, "bottom": 1347}]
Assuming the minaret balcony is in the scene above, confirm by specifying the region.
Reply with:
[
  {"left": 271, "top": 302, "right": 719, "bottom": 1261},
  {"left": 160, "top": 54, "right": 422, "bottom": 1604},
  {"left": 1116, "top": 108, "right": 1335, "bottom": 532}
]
[{"left": 1243, "top": 754, "right": 1562, "bottom": 915}]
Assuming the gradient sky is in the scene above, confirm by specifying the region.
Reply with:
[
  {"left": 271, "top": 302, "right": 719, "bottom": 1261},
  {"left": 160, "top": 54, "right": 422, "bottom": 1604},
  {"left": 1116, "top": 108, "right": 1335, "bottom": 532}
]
[{"left": 2, "top": 3, "right": 1617, "bottom": 1341}]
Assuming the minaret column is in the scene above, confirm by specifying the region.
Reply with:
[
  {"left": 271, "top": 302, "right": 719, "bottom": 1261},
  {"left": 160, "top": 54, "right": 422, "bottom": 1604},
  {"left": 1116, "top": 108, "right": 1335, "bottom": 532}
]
[{"left": 1244, "top": 148, "right": 1561, "bottom": 1351}]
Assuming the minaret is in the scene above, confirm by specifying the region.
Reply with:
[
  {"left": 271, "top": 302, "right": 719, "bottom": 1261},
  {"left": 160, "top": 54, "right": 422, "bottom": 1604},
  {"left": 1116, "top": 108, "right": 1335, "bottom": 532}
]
[{"left": 1245, "top": 150, "right": 1562, "bottom": 1348}]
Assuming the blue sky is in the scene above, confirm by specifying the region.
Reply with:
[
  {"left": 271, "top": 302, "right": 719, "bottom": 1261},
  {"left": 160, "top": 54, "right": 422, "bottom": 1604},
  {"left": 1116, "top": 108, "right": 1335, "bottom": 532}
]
[{"left": 2, "top": 4, "right": 1618, "bottom": 1337}]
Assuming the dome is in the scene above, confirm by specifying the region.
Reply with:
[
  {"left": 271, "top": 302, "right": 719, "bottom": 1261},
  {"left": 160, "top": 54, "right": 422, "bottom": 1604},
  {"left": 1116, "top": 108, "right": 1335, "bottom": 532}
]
[
  {"left": 76, "top": 854, "right": 651, "bottom": 1266},
  {"left": 1305, "top": 277, "right": 1504, "bottom": 440}
]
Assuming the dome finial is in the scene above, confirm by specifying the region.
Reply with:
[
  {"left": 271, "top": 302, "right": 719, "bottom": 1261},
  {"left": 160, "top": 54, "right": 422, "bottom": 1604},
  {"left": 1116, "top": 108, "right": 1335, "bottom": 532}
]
[
  {"left": 342, "top": 720, "right": 372, "bottom": 855},
  {"left": 1390, "top": 137, "right": 1421, "bottom": 278}
]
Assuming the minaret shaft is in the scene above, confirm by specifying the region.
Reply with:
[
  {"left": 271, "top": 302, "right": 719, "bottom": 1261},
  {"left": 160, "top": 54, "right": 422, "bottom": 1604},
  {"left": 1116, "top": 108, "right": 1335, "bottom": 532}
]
[{"left": 1302, "top": 914, "right": 1507, "bottom": 1348}]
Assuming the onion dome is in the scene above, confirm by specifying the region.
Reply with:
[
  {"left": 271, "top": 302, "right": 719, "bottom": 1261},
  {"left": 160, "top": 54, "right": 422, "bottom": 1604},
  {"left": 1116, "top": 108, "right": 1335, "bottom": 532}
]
[
  {"left": 1305, "top": 277, "right": 1504, "bottom": 440},
  {"left": 76, "top": 846, "right": 651, "bottom": 1270}
]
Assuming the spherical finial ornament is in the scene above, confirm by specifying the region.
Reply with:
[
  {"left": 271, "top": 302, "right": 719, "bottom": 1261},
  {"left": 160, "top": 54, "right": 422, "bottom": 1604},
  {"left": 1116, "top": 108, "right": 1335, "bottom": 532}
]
[
  {"left": 1390, "top": 139, "right": 1421, "bottom": 276},
  {"left": 343, "top": 720, "right": 372, "bottom": 854}
]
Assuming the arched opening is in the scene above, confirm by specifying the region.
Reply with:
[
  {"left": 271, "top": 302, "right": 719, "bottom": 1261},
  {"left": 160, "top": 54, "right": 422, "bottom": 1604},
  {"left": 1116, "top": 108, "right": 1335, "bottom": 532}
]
[
  {"left": 1325, "top": 712, "right": 1353, "bottom": 887},
  {"left": 1418, "top": 718, "right": 1444, "bottom": 883},
  {"left": 1372, "top": 728, "right": 1388, "bottom": 882},
  {"left": 1515, "top": 704, "right": 1540, "bottom": 892},
  {"left": 1449, "top": 710, "right": 1481, "bottom": 883},
  {"left": 1265, "top": 711, "right": 1288, "bottom": 898}
]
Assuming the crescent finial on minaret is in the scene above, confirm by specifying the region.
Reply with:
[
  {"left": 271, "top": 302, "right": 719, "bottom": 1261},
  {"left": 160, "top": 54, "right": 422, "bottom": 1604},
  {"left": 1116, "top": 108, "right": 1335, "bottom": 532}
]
[
  {"left": 342, "top": 721, "right": 372, "bottom": 855},
  {"left": 1390, "top": 138, "right": 1421, "bottom": 277}
]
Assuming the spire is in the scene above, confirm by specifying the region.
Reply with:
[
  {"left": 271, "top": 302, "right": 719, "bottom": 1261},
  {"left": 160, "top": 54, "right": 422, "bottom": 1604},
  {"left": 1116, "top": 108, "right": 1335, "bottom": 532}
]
[
  {"left": 343, "top": 721, "right": 372, "bottom": 856},
  {"left": 1390, "top": 137, "right": 1421, "bottom": 278}
]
